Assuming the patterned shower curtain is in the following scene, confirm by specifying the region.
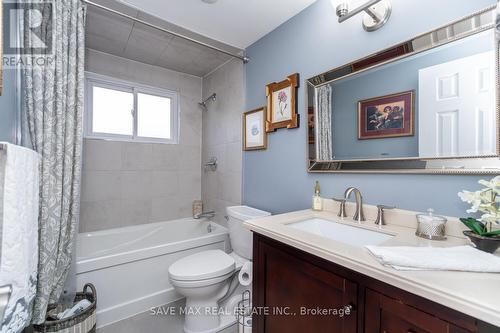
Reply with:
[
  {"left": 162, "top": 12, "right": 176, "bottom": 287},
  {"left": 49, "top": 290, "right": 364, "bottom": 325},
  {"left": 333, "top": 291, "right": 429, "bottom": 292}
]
[
  {"left": 22, "top": 0, "right": 86, "bottom": 323},
  {"left": 316, "top": 85, "right": 333, "bottom": 161}
]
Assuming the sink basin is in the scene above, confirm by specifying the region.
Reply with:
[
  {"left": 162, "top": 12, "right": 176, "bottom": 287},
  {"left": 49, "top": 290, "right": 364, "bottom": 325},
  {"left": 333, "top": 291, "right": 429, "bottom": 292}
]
[{"left": 288, "top": 218, "right": 393, "bottom": 247}]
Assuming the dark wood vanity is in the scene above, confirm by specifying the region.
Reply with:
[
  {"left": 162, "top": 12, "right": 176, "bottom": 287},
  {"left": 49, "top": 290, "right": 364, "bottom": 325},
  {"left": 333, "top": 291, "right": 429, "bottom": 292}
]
[{"left": 252, "top": 233, "right": 499, "bottom": 333}]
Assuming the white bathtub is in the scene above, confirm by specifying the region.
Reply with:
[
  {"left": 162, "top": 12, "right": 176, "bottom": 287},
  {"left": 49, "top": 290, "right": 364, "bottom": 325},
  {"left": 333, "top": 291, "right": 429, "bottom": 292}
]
[{"left": 76, "top": 218, "right": 229, "bottom": 328}]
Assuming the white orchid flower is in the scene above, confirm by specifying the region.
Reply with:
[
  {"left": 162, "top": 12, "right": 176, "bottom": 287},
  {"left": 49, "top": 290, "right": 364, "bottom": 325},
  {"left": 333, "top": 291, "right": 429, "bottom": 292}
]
[
  {"left": 478, "top": 176, "right": 500, "bottom": 195},
  {"left": 458, "top": 190, "right": 482, "bottom": 212},
  {"left": 459, "top": 176, "right": 499, "bottom": 225},
  {"left": 480, "top": 212, "right": 500, "bottom": 224}
]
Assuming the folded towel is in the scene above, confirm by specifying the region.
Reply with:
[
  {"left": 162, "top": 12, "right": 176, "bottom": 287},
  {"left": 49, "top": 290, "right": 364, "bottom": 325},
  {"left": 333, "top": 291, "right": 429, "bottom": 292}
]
[
  {"left": 365, "top": 245, "right": 500, "bottom": 272},
  {"left": 0, "top": 143, "right": 39, "bottom": 333}
]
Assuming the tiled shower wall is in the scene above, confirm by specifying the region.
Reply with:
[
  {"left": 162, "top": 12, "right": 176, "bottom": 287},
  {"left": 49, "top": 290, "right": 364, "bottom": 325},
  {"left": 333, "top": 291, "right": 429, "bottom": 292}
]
[
  {"left": 80, "top": 49, "right": 202, "bottom": 233},
  {"left": 201, "top": 59, "right": 245, "bottom": 226}
]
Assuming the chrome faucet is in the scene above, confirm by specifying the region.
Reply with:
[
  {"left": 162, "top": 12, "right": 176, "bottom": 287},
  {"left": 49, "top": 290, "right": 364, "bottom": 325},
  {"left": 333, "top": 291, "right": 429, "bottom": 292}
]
[
  {"left": 344, "top": 187, "right": 365, "bottom": 222},
  {"left": 194, "top": 211, "right": 216, "bottom": 219},
  {"left": 332, "top": 197, "right": 347, "bottom": 218}
]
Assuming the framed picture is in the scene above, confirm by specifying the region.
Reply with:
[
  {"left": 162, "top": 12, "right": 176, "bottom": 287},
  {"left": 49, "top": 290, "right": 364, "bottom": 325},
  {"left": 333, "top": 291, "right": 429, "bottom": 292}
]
[
  {"left": 265, "top": 73, "right": 299, "bottom": 132},
  {"left": 358, "top": 90, "right": 414, "bottom": 140},
  {"left": 243, "top": 107, "right": 267, "bottom": 151}
]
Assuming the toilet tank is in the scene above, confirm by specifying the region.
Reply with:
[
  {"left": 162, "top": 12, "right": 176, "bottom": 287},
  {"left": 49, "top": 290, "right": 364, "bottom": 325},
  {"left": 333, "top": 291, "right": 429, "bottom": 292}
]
[{"left": 226, "top": 206, "right": 271, "bottom": 260}]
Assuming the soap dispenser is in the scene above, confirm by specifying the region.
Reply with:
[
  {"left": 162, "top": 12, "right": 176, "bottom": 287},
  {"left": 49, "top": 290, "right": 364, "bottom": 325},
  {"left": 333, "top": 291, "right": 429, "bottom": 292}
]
[{"left": 312, "top": 181, "right": 323, "bottom": 211}]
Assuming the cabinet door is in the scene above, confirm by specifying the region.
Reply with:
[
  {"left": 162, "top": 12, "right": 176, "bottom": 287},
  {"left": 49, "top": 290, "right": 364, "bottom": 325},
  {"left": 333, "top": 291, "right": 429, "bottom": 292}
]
[
  {"left": 365, "top": 289, "right": 451, "bottom": 333},
  {"left": 254, "top": 241, "right": 357, "bottom": 333}
]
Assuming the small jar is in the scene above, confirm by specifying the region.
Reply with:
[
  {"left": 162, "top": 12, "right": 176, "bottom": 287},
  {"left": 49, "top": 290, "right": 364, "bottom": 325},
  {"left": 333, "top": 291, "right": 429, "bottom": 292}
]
[{"left": 415, "top": 208, "right": 447, "bottom": 240}]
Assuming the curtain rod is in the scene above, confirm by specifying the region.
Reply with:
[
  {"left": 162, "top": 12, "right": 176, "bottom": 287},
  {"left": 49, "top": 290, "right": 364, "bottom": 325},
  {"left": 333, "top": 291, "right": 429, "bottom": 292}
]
[{"left": 81, "top": 0, "right": 249, "bottom": 63}]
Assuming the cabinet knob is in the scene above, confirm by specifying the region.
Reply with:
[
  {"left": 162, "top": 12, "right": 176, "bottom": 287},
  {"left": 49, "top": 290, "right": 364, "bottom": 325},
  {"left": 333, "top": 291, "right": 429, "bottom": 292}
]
[{"left": 343, "top": 304, "right": 355, "bottom": 313}]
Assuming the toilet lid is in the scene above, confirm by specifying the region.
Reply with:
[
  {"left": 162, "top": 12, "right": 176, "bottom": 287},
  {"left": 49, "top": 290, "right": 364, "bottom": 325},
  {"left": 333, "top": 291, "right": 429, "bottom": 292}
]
[{"left": 169, "top": 250, "right": 235, "bottom": 281}]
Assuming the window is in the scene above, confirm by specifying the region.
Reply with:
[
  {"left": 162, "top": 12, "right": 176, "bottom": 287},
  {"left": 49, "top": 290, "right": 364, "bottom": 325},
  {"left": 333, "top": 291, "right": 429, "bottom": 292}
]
[{"left": 85, "top": 73, "right": 179, "bottom": 143}]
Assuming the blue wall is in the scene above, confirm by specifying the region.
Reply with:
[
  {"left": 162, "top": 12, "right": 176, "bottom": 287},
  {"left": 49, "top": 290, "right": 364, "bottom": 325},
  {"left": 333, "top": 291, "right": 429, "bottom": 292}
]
[
  {"left": 0, "top": 14, "right": 18, "bottom": 143},
  {"left": 244, "top": 0, "right": 497, "bottom": 217},
  {"left": 332, "top": 30, "right": 492, "bottom": 159}
]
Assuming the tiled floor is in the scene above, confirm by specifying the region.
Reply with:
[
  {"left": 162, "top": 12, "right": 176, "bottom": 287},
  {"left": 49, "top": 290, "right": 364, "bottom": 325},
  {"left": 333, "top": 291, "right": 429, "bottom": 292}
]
[{"left": 97, "top": 299, "right": 237, "bottom": 333}]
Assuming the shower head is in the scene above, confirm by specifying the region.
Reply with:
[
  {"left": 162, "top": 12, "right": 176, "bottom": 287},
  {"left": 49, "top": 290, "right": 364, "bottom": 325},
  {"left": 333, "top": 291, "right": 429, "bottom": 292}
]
[{"left": 199, "top": 93, "right": 217, "bottom": 110}]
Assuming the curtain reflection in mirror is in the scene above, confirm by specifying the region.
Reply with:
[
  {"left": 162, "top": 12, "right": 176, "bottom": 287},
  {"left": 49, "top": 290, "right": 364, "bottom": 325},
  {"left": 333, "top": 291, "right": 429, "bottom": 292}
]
[{"left": 316, "top": 85, "right": 333, "bottom": 161}]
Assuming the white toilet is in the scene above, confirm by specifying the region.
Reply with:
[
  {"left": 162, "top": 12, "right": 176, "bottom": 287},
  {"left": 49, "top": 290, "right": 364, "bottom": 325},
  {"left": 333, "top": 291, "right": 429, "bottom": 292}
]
[{"left": 168, "top": 206, "right": 270, "bottom": 333}]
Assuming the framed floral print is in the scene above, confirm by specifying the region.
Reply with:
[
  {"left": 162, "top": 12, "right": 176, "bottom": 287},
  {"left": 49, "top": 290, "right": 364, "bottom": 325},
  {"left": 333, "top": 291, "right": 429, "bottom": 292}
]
[
  {"left": 243, "top": 107, "right": 267, "bottom": 151},
  {"left": 358, "top": 90, "right": 415, "bottom": 140},
  {"left": 265, "top": 73, "right": 299, "bottom": 132}
]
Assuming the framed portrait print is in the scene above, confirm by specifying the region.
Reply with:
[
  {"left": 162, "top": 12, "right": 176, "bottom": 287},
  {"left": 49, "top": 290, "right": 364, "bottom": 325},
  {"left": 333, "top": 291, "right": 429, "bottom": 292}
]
[
  {"left": 243, "top": 107, "right": 267, "bottom": 151},
  {"left": 358, "top": 90, "right": 414, "bottom": 140},
  {"left": 265, "top": 73, "right": 299, "bottom": 132}
]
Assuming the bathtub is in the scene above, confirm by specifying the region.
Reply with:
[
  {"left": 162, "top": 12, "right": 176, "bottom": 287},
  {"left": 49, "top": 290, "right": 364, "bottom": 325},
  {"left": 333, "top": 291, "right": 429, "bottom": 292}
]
[{"left": 76, "top": 218, "right": 229, "bottom": 328}]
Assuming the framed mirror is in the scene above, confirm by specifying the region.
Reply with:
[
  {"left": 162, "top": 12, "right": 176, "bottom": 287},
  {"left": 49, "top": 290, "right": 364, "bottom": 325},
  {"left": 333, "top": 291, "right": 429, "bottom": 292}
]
[{"left": 307, "top": 5, "right": 500, "bottom": 174}]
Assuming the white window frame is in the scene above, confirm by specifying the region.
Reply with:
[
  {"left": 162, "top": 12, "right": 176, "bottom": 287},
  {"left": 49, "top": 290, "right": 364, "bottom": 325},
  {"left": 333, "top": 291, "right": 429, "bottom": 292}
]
[{"left": 84, "top": 72, "right": 180, "bottom": 144}]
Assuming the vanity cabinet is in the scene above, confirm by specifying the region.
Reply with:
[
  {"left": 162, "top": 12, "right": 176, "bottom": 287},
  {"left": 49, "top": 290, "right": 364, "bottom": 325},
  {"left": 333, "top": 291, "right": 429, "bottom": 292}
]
[
  {"left": 252, "top": 234, "right": 496, "bottom": 333},
  {"left": 253, "top": 238, "right": 358, "bottom": 333},
  {"left": 364, "top": 289, "right": 469, "bottom": 333}
]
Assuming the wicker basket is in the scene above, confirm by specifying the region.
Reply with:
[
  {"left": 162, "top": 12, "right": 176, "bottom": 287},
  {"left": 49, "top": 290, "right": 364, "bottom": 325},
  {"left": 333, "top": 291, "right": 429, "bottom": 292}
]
[{"left": 33, "top": 284, "right": 97, "bottom": 333}]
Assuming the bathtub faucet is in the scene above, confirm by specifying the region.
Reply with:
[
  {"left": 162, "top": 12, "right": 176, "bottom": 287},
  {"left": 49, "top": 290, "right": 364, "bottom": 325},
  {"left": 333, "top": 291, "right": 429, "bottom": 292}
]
[{"left": 194, "top": 211, "right": 216, "bottom": 220}]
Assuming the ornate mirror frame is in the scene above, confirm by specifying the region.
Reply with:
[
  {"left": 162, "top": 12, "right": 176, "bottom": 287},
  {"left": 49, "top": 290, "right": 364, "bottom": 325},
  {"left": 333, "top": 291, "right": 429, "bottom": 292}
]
[{"left": 307, "top": 5, "right": 500, "bottom": 175}]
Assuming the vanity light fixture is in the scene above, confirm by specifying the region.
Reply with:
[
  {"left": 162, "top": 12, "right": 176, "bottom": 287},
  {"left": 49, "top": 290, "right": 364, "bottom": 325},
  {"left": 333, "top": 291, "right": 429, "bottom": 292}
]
[{"left": 330, "top": 0, "right": 392, "bottom": 32}]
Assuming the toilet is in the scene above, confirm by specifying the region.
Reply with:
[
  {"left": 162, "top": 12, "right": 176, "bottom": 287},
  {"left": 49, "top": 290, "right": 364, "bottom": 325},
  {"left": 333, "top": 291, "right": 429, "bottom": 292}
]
[{"left": 168, "top": 206, "right": 270, "bottom": 333}]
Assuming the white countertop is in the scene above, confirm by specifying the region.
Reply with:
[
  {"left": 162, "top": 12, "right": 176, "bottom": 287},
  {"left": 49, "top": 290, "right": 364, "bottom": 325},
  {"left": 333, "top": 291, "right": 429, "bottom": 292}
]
[{"left": 244, "top": 205, "right": 500, "bottom": 327}]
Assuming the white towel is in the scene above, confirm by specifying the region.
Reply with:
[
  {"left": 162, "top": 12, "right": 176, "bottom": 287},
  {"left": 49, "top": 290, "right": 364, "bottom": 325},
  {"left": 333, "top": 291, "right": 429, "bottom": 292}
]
[
  {"left": 0, "top": 143, "right": 39, "bottom": 333},
  {"left": 366, "top": 245, "right": 500, "bottom": 272}
]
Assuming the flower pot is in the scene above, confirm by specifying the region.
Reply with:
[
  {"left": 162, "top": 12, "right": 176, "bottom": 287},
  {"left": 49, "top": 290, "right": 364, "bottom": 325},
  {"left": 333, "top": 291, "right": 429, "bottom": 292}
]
[{"left": 463, "top": 231, "right": 500, "bottom": 253}]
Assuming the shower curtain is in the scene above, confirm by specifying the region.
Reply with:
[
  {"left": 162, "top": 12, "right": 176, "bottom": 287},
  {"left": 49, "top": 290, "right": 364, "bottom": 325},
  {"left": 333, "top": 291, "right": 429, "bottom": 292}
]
[
  {"left": 316, "top": 85, "right": 333, "bottom": 161},
  {"left": 22, "top": 0, "right": 86, "bottom": 324}
]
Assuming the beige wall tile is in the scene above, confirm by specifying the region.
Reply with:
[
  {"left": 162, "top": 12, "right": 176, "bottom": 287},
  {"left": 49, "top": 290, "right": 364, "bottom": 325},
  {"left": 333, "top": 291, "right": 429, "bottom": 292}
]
[
  {"left": 80, "top": 50, "right": 244, "bottom": 234},
  {"left": 201, "top": 59, "right": 244, "bottom": 228},
  {"left": 121, "top": 171, "right": 153, "bottom": 200},
  {"left": 79, "top": 200, "right": 122, "bottom": 232},
  {"left": 149, "top": 195, "right": 196, "bottom": 223},
  {"left": 224, "top": 142, "right": 242, "bottom": 174},
  {"left": 179, "top": 146, "right": 201, "bottom": 172},
  {"left": 151, "top": 144, "right": 179, "bottom": 171},
  {"left": 120, "top": 199, "right": 151, "bottom": 227},
  {"left": 80, "top": 50, "right": 203, "bottom": 233},
  {"left": 122, "top": 143, "right": 154, "bottom": 171},
  {"left": 81, "top": 171, "right": 122, "bottom": 202},
  {"left": 83, "top": 139, "right": 123, "bottom": 171},
  {"left": 179, "top": 171, "right": 201, "bottom": 197},
  {"left": 150, "top": 171, "right": 179, "bottom": 197},
  {"left": 150, "top": 196, "right": 177, "bottom": 222}
]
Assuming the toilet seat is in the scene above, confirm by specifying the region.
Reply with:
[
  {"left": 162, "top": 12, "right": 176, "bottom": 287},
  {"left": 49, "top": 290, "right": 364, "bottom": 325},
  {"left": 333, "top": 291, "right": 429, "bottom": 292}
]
[
  {"left": 169, "top": 249, "right": 235, "bottom": 282},
  {"left": 170, "top": 271, "right": 235, "bottom": 288}
]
